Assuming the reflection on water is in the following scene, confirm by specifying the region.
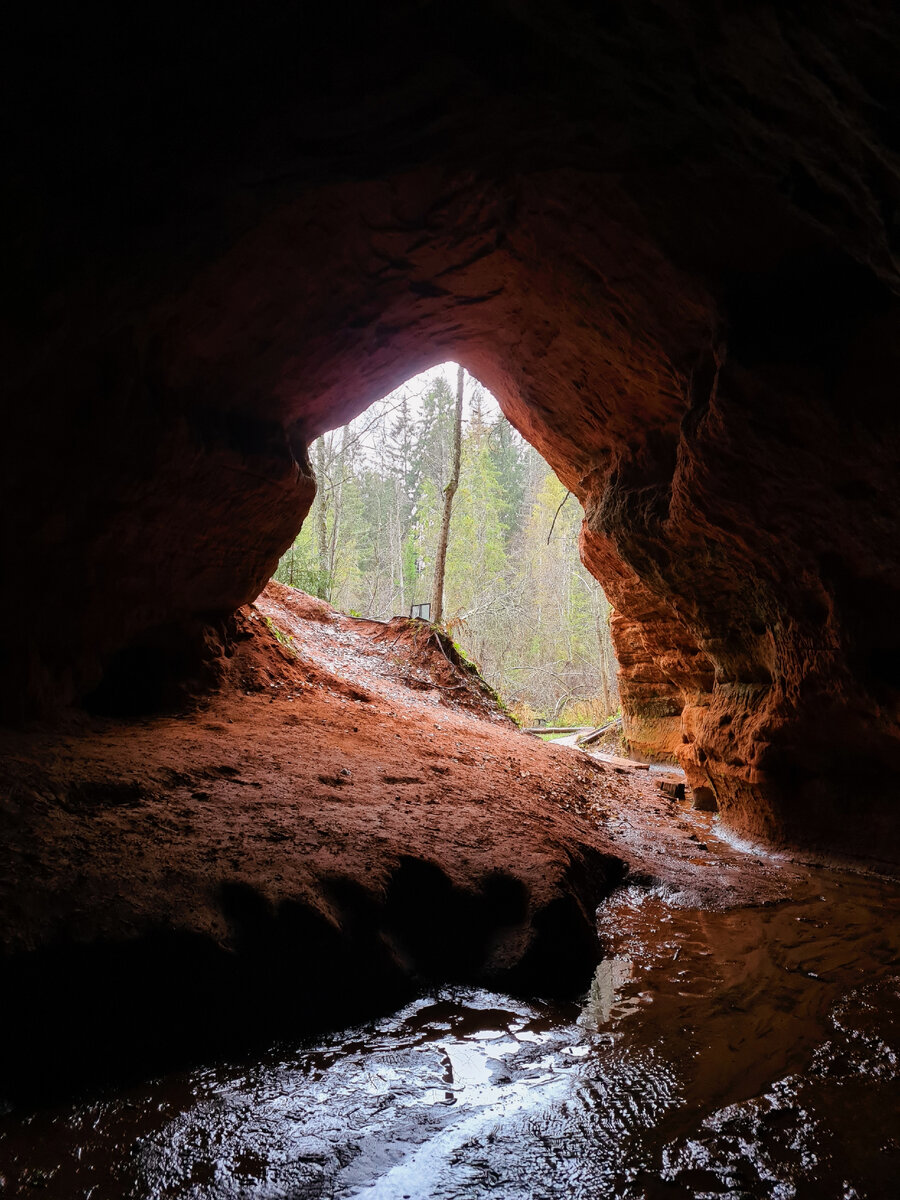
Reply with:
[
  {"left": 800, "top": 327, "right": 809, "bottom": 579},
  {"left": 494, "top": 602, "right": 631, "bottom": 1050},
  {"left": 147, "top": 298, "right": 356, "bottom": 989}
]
[
  {"left": 2, "top": 867, "right": 899, "bottom": 1198},
  {"left": 581, "top": 955, "right": 634, "bottom": 1026}
]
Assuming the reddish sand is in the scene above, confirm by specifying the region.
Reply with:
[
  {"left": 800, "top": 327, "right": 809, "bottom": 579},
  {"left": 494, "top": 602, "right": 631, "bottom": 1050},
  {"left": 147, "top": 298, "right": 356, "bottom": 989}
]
[{"left": 0, "top": 583, "right": 800, "bottom": 1097}]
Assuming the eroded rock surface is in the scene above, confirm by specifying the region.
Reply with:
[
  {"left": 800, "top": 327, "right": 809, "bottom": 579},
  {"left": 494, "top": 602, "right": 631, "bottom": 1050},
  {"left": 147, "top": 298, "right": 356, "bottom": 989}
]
[
  {"left": 0, "top": 592, "right": 621, "bottom": 1098},
  {"left": 3, "top": 4, "right": 900, "bottom": 861},
  {"left": 0, "top": 586, "right": 801, "bottom": 1101}
]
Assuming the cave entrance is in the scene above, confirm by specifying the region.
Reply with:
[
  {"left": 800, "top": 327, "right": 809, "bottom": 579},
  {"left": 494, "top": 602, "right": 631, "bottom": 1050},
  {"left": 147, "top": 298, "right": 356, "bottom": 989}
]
[{"left": 272, "top": 363, "right": 620, "bottom": 732}]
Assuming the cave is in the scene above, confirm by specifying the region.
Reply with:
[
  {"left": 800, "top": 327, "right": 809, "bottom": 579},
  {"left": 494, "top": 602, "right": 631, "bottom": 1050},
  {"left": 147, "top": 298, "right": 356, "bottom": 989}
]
[
  {"left": 7, "top": 4, "right": 899, "bottom": 862},
  {"left": 7, "top": 2, "right": 900, "bottom": 864},
  {"left": 2, "top": 4, "right": 900, "bottom": 1194}
]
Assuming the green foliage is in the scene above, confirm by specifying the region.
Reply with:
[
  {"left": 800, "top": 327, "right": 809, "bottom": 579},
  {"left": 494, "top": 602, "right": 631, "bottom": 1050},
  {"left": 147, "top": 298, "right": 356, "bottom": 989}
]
[
  {"left": 272, "top": 370, "right": 620, "bottom": 717},
  {"left": 262, "top": 616, "right": 296, "bottom": 652}
]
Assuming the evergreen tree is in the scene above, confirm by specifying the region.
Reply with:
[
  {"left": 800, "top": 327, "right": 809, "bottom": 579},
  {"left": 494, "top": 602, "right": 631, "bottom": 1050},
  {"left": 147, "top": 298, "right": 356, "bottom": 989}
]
[
  {"left": 272, "top": 368, "right": 620, "bottom": 722},
  {"left": 489, "top": 415, "right": 530, "bottom": 543}
]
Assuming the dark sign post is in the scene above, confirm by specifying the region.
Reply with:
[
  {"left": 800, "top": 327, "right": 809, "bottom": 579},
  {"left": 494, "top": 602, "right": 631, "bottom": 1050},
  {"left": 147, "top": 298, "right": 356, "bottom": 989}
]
[{"left": 410, "top": 603, "right": 431, "bottom": 621}]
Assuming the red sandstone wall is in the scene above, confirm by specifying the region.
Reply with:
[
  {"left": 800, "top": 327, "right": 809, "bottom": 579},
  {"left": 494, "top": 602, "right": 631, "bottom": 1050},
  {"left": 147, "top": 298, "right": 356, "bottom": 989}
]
[{"left": 3, "top": 3, "right": 900, "bottom": 862}]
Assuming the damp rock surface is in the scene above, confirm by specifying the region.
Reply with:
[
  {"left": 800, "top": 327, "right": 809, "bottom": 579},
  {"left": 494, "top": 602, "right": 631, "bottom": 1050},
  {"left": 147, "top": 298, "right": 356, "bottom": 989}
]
[
  {"left": 4, "top": 601, "right": 897, "bottom": 1197},
  {"left": 0, "top": 593, "right": 799, "bottom": 1102},
  {"left": 2, "top": 858, "right": 898, "bottom": 1199}
]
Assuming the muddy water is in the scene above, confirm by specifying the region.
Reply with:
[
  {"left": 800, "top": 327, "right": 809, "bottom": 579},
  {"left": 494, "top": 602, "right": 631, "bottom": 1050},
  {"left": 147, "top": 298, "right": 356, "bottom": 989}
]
[{"left": 2, "top": 864, "right": 899, "bottom": 1198}]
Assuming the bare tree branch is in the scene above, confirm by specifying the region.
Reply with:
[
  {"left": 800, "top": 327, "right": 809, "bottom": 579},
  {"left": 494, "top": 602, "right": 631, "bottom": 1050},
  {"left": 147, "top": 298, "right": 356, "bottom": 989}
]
[{"left": 547, "top": 490, "right": 572, "bottom": 543}]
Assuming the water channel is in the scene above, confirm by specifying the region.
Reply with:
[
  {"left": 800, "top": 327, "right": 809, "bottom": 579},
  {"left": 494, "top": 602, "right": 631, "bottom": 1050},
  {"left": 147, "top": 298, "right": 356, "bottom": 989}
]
[{"left": 3, "top": 830, "right": 899, "bottom": 1200}]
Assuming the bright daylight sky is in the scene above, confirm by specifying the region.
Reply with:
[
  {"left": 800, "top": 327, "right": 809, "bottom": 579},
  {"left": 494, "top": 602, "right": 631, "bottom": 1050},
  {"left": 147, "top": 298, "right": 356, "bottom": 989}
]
[
  {"left": 336, "top": 362, "right": 504, "bottom": 459},
  {"left": 389, "top": 362, "right": 501, "bottom": 422}
]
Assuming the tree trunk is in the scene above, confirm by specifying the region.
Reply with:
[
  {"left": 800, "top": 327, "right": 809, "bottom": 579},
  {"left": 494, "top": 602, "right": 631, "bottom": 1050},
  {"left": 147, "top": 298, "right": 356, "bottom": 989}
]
[
  {"left": 327, "top": 426, "right": 346, "bottom": 600},
  {"left": 431, "top": 364, "right": 464, "bottom": 625},
  {"left": 315, "top": 437, "right": 330, "bottom": 600}
]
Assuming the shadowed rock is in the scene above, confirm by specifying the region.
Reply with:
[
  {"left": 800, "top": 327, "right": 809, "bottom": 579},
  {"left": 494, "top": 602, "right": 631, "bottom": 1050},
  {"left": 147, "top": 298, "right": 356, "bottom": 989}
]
[{"left": 3, "top": 8, "right": 900, "bottom": 856}]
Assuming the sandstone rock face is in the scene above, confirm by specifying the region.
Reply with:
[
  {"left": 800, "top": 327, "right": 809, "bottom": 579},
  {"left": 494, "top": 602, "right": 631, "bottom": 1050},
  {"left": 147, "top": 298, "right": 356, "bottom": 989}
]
[
  {"left": 3, "top": 4, "right": 900, "bottom": 862},
  {"left": 0, "top": 590, "right": 804, "bottom": 1098}
]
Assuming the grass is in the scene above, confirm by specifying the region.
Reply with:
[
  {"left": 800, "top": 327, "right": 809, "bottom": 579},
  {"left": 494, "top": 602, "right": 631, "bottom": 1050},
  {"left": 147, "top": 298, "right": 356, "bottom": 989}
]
[{"left": 262, "top": 615, "right": 296, "bottom": 653}]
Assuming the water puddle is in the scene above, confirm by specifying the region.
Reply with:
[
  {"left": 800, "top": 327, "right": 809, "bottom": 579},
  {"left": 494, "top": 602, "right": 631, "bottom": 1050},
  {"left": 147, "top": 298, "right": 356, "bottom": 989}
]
[{"left": 2, "top": 869, "right": 899, "bottom": 1198}]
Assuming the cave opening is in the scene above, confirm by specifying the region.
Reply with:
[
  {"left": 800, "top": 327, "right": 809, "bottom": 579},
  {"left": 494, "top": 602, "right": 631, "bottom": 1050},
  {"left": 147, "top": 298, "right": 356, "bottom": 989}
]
[{"left": 271, "top": 361, "right": 623, "bottom": 737}]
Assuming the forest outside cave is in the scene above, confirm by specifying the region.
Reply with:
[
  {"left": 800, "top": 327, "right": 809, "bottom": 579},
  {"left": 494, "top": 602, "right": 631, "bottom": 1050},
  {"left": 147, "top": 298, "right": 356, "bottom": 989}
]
[{"left": 272, "top": 363, "right": 621, "bottom": 731}]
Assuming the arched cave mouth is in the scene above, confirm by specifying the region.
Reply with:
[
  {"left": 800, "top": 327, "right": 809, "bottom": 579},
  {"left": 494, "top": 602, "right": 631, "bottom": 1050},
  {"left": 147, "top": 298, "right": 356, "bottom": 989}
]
[
  {"left": 267, "top": 361, "right": 625, "bottom": 741},
  {"left": 81, "top": 359, "right": 632, "bottom": 746},
  {"left": 66, "top": 307, "right": 900, "bottom": 866},
  {"left": 0, "top": 0, "right": 897, "bottom": 888}
]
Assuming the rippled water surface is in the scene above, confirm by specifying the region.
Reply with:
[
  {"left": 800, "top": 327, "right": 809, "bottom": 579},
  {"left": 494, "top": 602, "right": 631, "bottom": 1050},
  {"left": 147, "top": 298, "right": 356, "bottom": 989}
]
[{"left": 2, "top": 865, "right": 899, "bottom": 1198}]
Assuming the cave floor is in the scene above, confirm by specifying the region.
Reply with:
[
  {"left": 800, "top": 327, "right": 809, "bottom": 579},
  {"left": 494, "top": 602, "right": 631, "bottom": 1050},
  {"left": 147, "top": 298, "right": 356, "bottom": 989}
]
[
  {"left": 0, "top": 669, "right": 795, "bottom": 956},
  {"left": 4, "top": 584, "right": 897, "bottom": 1197},
  {"left": 2, "top": 757, "right": 898, "bottom": 1197},
  {"left": 0, "top": 587, "right": 798, "bottom": 977}
]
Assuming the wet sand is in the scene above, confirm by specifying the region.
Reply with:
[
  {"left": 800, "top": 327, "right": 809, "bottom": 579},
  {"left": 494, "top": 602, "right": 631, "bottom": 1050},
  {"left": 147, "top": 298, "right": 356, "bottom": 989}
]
[
  {"left": 2, "top": 811, "right": 898, "bottom": 1199},
  {"left": 2, "top": 593, "right": 897, "bottom": 1196}
]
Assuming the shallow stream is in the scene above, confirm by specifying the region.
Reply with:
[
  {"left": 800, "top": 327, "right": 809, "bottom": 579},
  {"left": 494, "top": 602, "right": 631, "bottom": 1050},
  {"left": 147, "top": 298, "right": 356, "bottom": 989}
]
[{"left": 2, "top": 854, "right": 899, "bottom": 1198}]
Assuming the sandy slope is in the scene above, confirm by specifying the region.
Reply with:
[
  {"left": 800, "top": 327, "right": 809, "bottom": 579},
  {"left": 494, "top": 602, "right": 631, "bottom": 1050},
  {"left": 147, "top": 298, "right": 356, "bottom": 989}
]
[{"left": 0, "top": 583, "right": 795, "bottom": 1100}]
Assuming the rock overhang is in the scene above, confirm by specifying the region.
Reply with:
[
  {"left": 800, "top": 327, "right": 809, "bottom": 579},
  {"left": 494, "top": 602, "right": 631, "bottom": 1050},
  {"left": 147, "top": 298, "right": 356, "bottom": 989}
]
[{"left": 2, "top": 1, "right": 900, "bottom": 862}]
